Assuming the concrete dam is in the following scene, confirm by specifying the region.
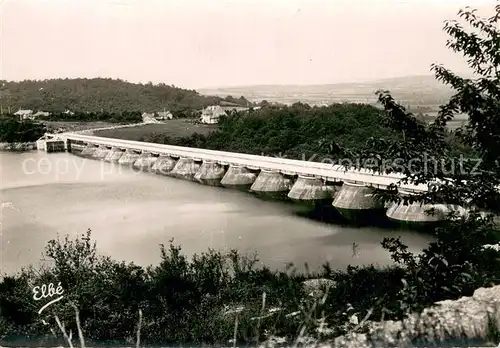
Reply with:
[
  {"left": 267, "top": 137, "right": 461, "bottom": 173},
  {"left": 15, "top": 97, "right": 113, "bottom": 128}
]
[{"left": 45, "top": 133, "right": 467, "bottom": 227}]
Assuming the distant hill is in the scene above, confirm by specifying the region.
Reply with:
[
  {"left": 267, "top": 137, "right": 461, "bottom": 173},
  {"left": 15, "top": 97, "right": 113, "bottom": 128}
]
[
  {"left": 0, "top": 78, "right": 252, "bottom": 115},
  {"left": 199, "top": 75, "right": 457, "bottom": 111},
  {"left": 0, "top": 75, "right": 460, "bottom": 115}
]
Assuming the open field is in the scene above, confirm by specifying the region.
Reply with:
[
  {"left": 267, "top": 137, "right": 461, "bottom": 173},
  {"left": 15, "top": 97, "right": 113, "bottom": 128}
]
[
  {"left": 200, "top": 75, "right": 470, "bottom": 131},
  {"left": 42, "top": 121, "right": 128, "bottom": 132},
  {"left": 91, "top": 113, "right": 465, "bottom": 145},
  {"left": 199, "top": 74, "right": 458, "bottom": 111},
  {"left": 93, "top": 119, "right": 218, "bottom": 140},
  {"left": 422, "top": 112, "right": 469, "bottom": 131}
]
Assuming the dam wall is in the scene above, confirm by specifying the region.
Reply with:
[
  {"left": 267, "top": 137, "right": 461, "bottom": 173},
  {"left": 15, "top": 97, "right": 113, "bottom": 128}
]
[
  {"left": 250, "top": 170, "right": 294, "bottom": 199},
  {"left": 170, "top": 157, "right": 201, "bottom": 181},
  {"left": 133, "top": 152, "right": 158, "bottom": 172},
  {"left": 47, "top": 133, "right": 493, "bottom": 226},
  {"left": 220, "top": 165, "right": 258, "bottom": 190},
  {"left": 332, "top": 182, "right": 385, "bottom": 222},
  {"left": 194, "top": 161, "right": 227, "bottom": 186},
  {"left": 118, "top": 149, "right": 141, "bottom": 166},
  {"left": 152, "top": 155, "right": 177, "bottom": 175},
  {"left": 386, "top": 201, "right": 449, "bottom": 228},
  {"left": 104, "top": 147, "right": 124, "bottom": 163},
  {"left": 93, "top": 145, "right": 111, "bottom": 160},
  {"left": 288, "top": 176, "right": 338, "bottom": 202}
]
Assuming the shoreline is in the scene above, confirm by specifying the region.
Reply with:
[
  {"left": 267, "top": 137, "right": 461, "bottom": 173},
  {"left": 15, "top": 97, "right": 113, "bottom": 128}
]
[
  {"left": 0, "top": 234, "right": 498, "bottom": 347},
  {"left": 0, "top": 142, "right": 37, "bottom": 151}
]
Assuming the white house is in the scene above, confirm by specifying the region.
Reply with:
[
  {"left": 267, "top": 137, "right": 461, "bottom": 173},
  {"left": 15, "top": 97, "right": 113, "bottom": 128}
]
[
  {"left": 141, "top": 112, "right": 159, "bottom": 124},
  {"left": 13, "top": 109, "right": 33, "bottom": 120},
  {"left": 63, "top": 109, "right": 75, "bottom": 115},
  {"left": 200, "top": 105, "right": 227, "bottom": 124},
  {"left": 33, "top": 111, "right": 50, "bottom": 118},
  {"left": 156, "top": 110, "right": 173, "bottom": 120}
]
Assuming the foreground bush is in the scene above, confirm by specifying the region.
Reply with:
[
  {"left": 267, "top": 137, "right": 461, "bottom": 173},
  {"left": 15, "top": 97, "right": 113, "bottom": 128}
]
[{"left": 1, "top": 222, "right": 499, "bottom": 346}]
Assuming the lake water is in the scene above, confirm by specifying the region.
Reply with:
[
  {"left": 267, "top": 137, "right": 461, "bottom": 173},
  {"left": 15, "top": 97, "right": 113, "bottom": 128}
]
[{"left": 1, "top": 151, "right": 433, "bottom": 275}]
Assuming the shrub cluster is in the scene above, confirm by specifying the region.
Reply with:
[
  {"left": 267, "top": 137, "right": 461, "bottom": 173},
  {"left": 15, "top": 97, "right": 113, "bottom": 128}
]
[
  {"left": 41, "top": 111, "right": 143, "bottom": 123},
  {"left": 143, "top": 103, "right": 474, "bottom": 161},
  {"left": 1, "top": 218, "right": 499, "bottom": 345},
  {"left": 0, "top": 117, "right": 47, "bottom": 143}
]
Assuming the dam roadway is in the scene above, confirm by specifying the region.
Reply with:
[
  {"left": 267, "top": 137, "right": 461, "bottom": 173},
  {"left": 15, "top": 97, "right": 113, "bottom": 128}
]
[{"left": 46, "top": 132, "right": 458, "bottom": 226}]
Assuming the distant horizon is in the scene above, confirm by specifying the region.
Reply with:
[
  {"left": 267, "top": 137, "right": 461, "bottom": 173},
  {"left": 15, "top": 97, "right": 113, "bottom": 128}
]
[
  {"left": 197, "top": 72, "right": 465, "bottom": 90},
  {"left": 1, "top": 72, "right": 466, "bottom": 91}
]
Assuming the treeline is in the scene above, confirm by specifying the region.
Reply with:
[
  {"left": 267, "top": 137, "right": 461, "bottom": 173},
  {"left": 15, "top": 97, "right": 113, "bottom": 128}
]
[
  {"left": 143, "top": 103, "right": 474, "bottom": 160},
  {"left": 0, "top": 117, "right": 46, "bottom": 143},
  {"left": 42, "top": 110, "right": 143, "bottom": 123},
  {"left": 0, "top": 78, "right": 253, "bottom": 113}
]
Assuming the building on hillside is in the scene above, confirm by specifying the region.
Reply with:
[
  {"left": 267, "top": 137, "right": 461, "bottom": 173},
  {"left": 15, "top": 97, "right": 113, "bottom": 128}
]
[
  {"left": 156, "top": 110, "right": 173, "bottom": 120},
  {"left": 13, "top": 109, "right": 33, "bottom": 120},
  {"left": 63, "top": 109, "right": 75, "bottom": 115},
  {"left": 141, "top": 112, "right": 159, "bottom": 124},
  {"left": 33, "top": 111, "right": 50, "bottom": 118},
  {"left": 200, "top": 105, "right": 227, "bottom": 124}
]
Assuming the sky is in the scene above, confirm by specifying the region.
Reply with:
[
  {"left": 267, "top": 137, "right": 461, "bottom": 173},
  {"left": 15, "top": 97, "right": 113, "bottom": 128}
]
[{"left": 1, "top": 0, "right": 497, "bottom": 89}]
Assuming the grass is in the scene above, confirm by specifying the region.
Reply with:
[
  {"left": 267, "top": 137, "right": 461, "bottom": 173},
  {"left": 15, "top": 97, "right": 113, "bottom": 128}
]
[
  {"left": 198, "top": 75, "right": 455, "bottom": 108},
  {"left": 28, "top": 286, "right": 500, "bottom": 348},
  {"left": 93, "top": 119, "right": 218, "bottom": 141},
  {"left": 42, "top": 121, "right": 129, "bottom": 133}
]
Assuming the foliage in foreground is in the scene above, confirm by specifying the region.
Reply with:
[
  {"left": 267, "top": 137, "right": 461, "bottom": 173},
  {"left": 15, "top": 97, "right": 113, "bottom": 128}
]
[{"left": 0, "top": 222, "right": 499, "bottom": 345}]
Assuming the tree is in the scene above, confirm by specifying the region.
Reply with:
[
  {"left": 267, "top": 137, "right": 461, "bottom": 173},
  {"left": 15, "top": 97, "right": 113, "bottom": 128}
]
[
  {"left": 336, "top": 2, "right": 500, "bottom": 314},
  {"left": 0, "top": 118, "right": 47, "bottom": 142},
  {"left": 335, "top": 3, "right": 500, "bottom": 213}
]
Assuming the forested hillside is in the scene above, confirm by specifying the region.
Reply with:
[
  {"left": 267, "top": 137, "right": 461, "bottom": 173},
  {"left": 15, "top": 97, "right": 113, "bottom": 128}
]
[{"left": 0, "top": 78, "right": 252, "bottom": 115}]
